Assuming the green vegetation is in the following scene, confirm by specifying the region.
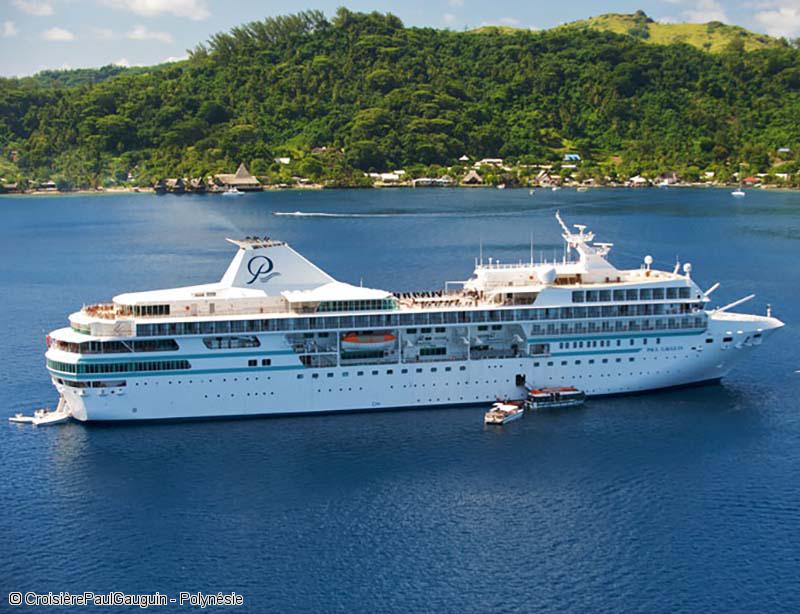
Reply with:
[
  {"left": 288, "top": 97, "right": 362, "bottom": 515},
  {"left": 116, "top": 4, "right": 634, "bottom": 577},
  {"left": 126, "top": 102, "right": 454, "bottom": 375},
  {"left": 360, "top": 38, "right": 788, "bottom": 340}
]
[
  {"left": 562, "top": 11, "right": 785, "bottom": 53},
  {"left": 1, "top": 9, "right": 799, "bottom": 189}
]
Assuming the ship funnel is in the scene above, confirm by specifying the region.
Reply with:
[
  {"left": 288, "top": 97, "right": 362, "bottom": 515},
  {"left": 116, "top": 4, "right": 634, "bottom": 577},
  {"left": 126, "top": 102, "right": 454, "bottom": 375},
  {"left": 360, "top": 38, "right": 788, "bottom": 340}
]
[{"left": 221, "top": 239, "right": 335, "bottom": 293}]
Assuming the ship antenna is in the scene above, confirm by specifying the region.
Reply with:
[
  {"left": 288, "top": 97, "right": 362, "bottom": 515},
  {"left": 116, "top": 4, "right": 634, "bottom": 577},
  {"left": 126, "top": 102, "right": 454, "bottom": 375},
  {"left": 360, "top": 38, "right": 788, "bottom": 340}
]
[
  {"left": 479, "top": 237, "right": 484, "bottom": 266},
  {"left": 530, "top": 232, "right": 534, "bottom": 265}
]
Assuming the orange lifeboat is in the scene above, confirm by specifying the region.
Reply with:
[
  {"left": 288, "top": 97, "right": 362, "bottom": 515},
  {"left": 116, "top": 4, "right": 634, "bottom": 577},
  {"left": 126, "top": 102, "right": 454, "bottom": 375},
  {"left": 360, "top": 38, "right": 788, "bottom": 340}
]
[{"left": 341, "top": 332, "right": 396, "bottom": 351}]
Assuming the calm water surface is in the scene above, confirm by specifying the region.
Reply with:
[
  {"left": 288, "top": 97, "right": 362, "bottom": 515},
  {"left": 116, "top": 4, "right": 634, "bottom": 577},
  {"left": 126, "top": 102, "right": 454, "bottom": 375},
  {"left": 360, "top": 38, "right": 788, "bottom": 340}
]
[{"left": 2, "top": 188, "right": 799, "bottom": 612}]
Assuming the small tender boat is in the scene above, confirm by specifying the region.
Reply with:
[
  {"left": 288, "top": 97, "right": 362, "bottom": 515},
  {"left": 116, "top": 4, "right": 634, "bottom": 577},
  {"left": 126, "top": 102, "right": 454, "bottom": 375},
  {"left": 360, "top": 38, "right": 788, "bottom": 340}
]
[
  {"left": 9, "top": 397, "right": 72, "bottom": 426},
  {"left": 341, "top": 332, "right": 396, "bottom": 351},
  {"left": 731, "top": 189, "right": 745, "bottom": 198},
  {"left": 497, "top": 183, "right": 506, "bottom": 190},
  {"left": 551, "top": 186, "right": 561, "bottom": 191},
  {"left": 8, "top": 413, "right": 35, "bottom": 424},
  {"left": 484, "top": 401, "right": 524, "bottom": 425},
  {"left": 524, "top": 387, "right": 586, "bottom": 410},
  {"left": 529, "top": 189, "right": 535, "bottom": 196},
  {"left": 32, "top": 407, "right": 71, "bottom": 426},
  {"left": 222, "top": 187, "right": 243, "bottom": 197},
  {"left": 576, "top": 186, "right": 589, "bottom": 192}
]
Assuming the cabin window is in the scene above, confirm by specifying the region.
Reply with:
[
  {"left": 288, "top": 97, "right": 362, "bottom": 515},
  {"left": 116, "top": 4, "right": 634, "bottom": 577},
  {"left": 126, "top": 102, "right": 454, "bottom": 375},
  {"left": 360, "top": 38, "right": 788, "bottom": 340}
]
[
  {"left": 572, "top": 291, "right": 585, "bottom": 303},
  {"left": 248, "top": 360, "right": 257, "bottom": 367},
  {"left": 261, "top": 359, "right": 271, "bottom": 366},
  {"left": 203, "top": 336, "right": 261, "bottom": 350}
]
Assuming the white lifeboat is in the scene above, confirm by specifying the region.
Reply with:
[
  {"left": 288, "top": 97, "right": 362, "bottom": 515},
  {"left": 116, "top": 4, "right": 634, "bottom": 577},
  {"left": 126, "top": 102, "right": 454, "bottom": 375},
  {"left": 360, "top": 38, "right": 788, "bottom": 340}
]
[{"left": 341, "top": 332, "right": 396, "bottom": 351}]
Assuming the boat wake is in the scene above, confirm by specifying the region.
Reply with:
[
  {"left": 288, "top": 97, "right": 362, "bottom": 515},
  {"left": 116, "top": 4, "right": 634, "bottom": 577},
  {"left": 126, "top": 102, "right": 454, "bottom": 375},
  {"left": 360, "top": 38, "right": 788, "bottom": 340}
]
[{"left": 273, "top": 210, "right": 540, "bottom": 219}]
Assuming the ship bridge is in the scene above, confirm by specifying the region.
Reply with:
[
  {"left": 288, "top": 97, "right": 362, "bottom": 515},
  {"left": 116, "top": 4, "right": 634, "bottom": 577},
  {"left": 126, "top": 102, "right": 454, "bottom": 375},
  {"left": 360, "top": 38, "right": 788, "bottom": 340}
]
[{"left": 462, "top": 212, "right": 689, "bottom": 299}]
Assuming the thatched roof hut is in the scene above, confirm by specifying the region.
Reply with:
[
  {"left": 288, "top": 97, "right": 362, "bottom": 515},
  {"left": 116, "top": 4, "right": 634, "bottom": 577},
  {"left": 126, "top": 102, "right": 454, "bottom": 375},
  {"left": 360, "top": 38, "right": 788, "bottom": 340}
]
[{"left": 214, "top": 163, "right": 262, "bottom": 191}]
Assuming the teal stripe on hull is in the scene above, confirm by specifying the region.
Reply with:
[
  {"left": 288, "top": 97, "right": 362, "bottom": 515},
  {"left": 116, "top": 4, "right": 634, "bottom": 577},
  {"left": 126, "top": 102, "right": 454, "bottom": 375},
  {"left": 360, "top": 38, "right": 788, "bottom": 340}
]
[{"left": 48, "top": 364, "right": 306, "bottom": 380}]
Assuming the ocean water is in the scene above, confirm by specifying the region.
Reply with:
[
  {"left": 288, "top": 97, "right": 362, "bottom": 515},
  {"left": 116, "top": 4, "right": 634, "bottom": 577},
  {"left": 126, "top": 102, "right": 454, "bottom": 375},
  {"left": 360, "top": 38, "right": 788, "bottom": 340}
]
[{"left": 1, "top": 187, "right": 799, "bottom": 613}]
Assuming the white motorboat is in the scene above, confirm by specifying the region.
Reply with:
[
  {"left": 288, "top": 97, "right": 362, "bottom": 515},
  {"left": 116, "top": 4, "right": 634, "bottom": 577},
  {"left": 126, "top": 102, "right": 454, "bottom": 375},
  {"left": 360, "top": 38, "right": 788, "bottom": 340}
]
[
  {"left": 731, "top": 189, "right": 745, "bottom": 198},
  {"left": 32, "top": 408, "right": 71, "bottom": 426},
  {"left": 10, "top": 397, "right": 72, "bottom": 426},
  {"left": 9, "top": 413, "right": 35, "bottom": 424},
  {"left": 222, "top": 187, "right": 244, "bottom": 197},
  {"left": 484, "top": 401, "right": 524, "bottom": 425}
]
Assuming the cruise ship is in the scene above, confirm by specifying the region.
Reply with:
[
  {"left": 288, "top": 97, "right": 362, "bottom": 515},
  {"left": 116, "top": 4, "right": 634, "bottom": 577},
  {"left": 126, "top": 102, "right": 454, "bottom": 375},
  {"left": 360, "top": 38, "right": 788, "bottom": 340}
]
[{"left": 44, "top": 214, "right": 783, "bottom": 421}]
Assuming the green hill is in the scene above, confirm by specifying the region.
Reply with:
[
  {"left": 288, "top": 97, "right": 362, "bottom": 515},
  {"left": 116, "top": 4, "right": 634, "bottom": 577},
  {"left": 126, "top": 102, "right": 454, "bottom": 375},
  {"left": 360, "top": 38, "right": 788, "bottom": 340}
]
[
  {"left": 1, "top": 9, "right": 799, "bottom": 188},
  {"left": 562, "top": 11, "right": 782, "bottom": 53}
]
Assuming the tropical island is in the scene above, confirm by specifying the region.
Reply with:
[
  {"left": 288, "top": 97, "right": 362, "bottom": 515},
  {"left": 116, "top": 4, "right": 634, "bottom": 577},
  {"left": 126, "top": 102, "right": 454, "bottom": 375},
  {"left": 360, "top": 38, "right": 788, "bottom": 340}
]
[{"left": 1, "top": 9, "right": 800, "bottom": 193}]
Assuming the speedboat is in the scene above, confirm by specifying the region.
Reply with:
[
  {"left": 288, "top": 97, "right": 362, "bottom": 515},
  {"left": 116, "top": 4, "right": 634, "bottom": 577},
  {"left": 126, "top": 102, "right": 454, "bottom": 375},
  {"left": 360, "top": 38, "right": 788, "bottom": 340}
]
[
  {"left": 484, "top": 401, "right": 524, "bottom": 425},
  {"left": 551, "top": 186, "right": 561, "bottom": 191},
  {"left": 576, "top": 186, "right": 589, "bottom": 192},
  {"left": 222, "top": 187, "right": 243, "bottom": 197},
  {"left": 524, "top": 387, "right": 585, "bottom": 410},
  {"left": 731, "top": 189, "right": 745, "bottom": 198}
]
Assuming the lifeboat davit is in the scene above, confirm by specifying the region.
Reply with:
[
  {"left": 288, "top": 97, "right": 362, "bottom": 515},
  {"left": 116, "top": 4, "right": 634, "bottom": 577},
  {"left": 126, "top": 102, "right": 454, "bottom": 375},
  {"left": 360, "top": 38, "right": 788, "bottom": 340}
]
[{"left": 341, "top": 332, "right": 396, "bottom": 351}]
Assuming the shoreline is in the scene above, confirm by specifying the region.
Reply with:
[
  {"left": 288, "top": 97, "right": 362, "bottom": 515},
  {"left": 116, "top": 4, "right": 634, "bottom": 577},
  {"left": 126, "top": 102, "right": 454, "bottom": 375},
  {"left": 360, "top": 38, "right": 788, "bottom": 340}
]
[{"left": 3, "top": 183, "right": 800, "bottom": 197}]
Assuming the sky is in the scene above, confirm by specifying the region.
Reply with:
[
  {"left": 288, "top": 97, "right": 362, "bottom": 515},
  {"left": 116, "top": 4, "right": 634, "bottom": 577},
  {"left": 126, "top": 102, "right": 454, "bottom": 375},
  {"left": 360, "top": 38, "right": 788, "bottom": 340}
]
[{"left": 1, "top": 0, "right": 799, "bottom": 76}]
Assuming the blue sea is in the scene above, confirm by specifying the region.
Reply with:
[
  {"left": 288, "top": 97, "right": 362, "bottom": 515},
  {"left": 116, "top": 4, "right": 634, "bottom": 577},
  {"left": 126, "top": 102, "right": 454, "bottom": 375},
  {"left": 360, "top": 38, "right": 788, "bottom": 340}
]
[{"left": 2, "top": 187, "right": 799, "bottom": 612}]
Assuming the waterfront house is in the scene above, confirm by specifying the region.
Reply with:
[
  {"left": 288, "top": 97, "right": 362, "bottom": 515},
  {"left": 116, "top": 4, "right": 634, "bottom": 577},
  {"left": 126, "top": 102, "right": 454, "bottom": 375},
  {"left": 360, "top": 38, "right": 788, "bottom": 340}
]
[
  {"left": 189, "top": 178, "right": 207, "bottom": 193},
  {"left": 1, "top": 182, "right": 20, "bottom": 193},
  {"left": 659, "top": 171, "right": 680, "bottom": 185},
  {"left": 38, "top": 180, "right": 57, "bottom": 192},
  {"left": 461, "top": 170, "right": 483, "bottom": 185},
  {"left": 629, "top": 175, "right": 650, "bottom": 187},
  {"left": 214, "top": 163, "right": 262, "bottom": 191},
  {"left": 476, "top": 158, "right": 504, "bottom": 168},
  {"left": 413, "top": 176, "right": 453, "bottom": 187},
  {"left": 166, "top": 178, "right": 186, "bottom": 193}
]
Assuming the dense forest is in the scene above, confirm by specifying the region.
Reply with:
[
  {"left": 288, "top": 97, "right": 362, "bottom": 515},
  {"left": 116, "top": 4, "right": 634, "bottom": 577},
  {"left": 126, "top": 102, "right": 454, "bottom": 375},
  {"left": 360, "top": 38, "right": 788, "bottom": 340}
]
[{"left": 1, "top": 8, "right": 799, "bottom": 188}]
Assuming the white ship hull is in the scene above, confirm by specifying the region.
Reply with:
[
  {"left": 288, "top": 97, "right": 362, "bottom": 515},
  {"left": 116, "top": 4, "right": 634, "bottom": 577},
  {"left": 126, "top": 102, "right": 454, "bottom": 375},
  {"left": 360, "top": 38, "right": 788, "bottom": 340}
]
[
  {"left": 55, "top": 315, "right": 779, "bottom": 422},
  {"left": 43, "top": 217, "right": 785, "bottom": 423}
]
